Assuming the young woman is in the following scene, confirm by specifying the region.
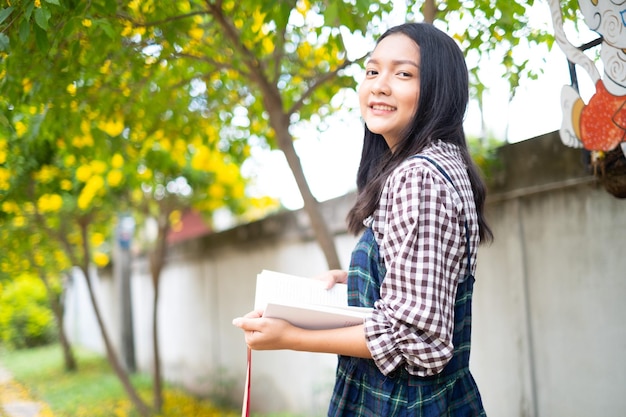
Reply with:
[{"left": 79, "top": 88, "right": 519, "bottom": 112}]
[{"left": 233, "top": 22, "right": 492, "bottom": 416}]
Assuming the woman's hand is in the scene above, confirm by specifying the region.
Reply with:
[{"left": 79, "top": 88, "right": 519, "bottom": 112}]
[
  {"left": 314, "top": 269, "right": 348, "bottom": 289},
  {"left": 232, "top": 311, "right": 301, "bottom": 351}
]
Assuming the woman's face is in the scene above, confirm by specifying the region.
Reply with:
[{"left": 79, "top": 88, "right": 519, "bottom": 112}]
[{"left": 358, "top": 33, "right": 421, "bottom": 151}]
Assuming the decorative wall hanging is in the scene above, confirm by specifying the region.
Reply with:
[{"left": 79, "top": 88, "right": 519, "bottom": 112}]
[{"left": 549, "top": 0, "right": 626, "bottom": 197}]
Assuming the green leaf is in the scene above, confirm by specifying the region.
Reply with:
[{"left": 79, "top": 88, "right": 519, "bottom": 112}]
[
  {"left": 0, "top": 33, "right": 9, "bottom": 52},
  {"left": 18, "top": 19, "right": 30, "bottom": 43},
  {"left": 95, "top": 19, "right": 116, "bottom": 39},
  {"left": 0, "top": 7, "right": 14, "bottom": 25},
  {"left": 34, "top": 24, "right": 49, "bottom": 51},
  {"left": 34, "top": 8, "right": 51, "bottom": 31},
  {"left": 45, "top": 0, "right": 61, "bottom": 5}
]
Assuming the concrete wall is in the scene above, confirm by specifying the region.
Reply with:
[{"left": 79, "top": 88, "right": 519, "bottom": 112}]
[{"left": 64, "top": 131, "right": 626, "bottom": 416}]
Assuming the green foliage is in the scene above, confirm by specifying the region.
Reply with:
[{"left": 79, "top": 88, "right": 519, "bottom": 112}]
[
  {"left": 0, "top": 273, "right": 57, "bottom": 349},
  {"left": 467, "top": 135, "right": 503, "bottom": 186},
  {"left": 0, "top": 344, "right": 242, "bottom": 417}
]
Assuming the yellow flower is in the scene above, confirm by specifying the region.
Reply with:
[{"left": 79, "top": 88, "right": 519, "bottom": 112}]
[
  {"left": 37, "top": 193, "right": 63, "bottom": 213},
  {"left": 76, "top": 164, "right": 93, "bottom": 182},
  {"left": 34, "top": 252, "right": 45, "bottom": 266},
  {"left": 100, "top": 59, "right": 111, "bottom": 74},
  {"left": 60, "top": 179, "right": 73, "bottom": 190},
  {"left": 13, "top": 215, "right": 25, "bottom": 227},
  {"left": 67, "top": 83, "right": 77, "bottom": 96},
  {"left": 215, "top": 162, "right": 239, "bottom": 186},
  {"left": 111, "top": 153, "right": 124, "bottom": 168},
  {"left": 169, "top": 209, "right": 182, "bottom": 226},
  {"left": 188, "top": 27, "right": 204, "bottom": 41},
  {"left": 72, "top": 134, "right": 94, "bottom": 148},
  {"left": 77, "top": 189, "right": 94, "bottom": 210},
  {"left": 34, "top": 0, "right": 41, "bottom": 7},
  {"left": 33, "top": 165, "right": 59, "bottom": 184},
  {"left": 0, "top": 144, "right": 6, "bottom": 164},
  {"left": 93, "top": 252, "right": 109, "bottom": 267},
  {"left": 64, "top": 154, "right": 76, "bottom": 166},
  {"left": 0, "top": 167, "right": 10, "bottom": 190},
  {"left": 107, "top": 169, "right": 123, "bottom": 187},
  {"left": 2, "top": 201, "right": 19, "bottom": 214},
  {"left": 97, "top": 116, "right": 124, "bottom": 137},
  {"left": 191, "top": 145, "right": 211, "bottom": 171},
  {"left": 208, "top": 183, "right": 225, "bottom": 200},
  {"left": 90, "top": 160, "right": 107, "bottom": 174},
  {"left": 15, "top": 120, "right": 27, "bottom": 138},
  {"left": 91, "top": 232, "right": 105, "bottom": 246},
  {"left": 82, "top": 19, "right": 92, "bottom": 28},
  {"left": 22, "top": 78, "right": 33, "bottom": 94}
]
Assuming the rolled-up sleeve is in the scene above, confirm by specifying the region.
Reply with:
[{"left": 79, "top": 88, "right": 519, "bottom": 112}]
[{"left": 363, "top": 163, "right": 465, "bottom": 377}]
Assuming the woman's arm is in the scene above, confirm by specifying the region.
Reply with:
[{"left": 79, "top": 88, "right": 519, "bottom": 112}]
[{"left": 232, "top": 313, "right": 371, "bottom": 358}]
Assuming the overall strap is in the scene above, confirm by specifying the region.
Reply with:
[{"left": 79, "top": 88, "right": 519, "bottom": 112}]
[{"left": 409, "top": 155, "right": 472, "bottom": 274}]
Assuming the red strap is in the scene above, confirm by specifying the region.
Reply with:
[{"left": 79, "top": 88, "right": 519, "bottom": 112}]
[{"left": 242, "top": 347, "right": 251, "bottom": 417}]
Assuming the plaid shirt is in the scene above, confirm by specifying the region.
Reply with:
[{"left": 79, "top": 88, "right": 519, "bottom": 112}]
[{"left": 364, "top": 140, "right": 481, "bottom": 377}]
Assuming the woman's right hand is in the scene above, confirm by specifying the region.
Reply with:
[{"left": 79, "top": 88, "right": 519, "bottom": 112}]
[{"left": 314, "top": 269, "right": 348, "bottom": 289}]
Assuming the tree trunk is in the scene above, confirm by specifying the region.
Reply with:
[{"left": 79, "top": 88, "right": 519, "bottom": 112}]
[
  {"left": 275, "top": 123, "right": 342, "bottom": 270},
  {"left": 423, "top": 0, "right": 437, "bottom": 23},
  {"left": 26, "top": 250, "right": 78, "bottom": 372},
  {"left": 78, "top": 223, "right": 153, "bottom": 417},
  {"left": 41, "top": 271, "right": 77, "bottom": 372},
  {"left": 150, "top": 213, "right": 169, "bottom": 413}
]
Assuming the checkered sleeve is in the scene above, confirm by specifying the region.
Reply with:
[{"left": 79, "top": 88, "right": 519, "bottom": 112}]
[{"left": 364, "top": 159, "right": 466, "bottom": 377}]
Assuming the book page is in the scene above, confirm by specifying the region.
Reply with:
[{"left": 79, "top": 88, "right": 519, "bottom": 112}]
[{"left": 254, "top": 270, "right": 348, "bottom": 310}]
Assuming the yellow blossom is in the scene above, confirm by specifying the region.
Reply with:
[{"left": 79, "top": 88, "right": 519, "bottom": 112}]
[
  {"left": 34, "top": 0, "right": 41, "bottom": 7},
  {"left": 0, "top": 167, "right": 10, "bottom": 190},
  {"left": 37, "top": 194, "right": 63, "bottom": 213},
  {"left": 15, "top": 121, "right": 27, "bottom": 138},
  {"left": 191, "top": 145, "right": 211, "bottom": 171},
  {"left": 67, "top": 83, "right": 77, "bottom": 96},
  {"left": 0, "top": 142, "right": 6, "bottom": 164},
  {"left": 34, "top": 252, "right": 45, "bottom": 267},
  {"left": 100, "top": 59, "right": 111, "bottom": 74},
  {"left": 169, "top": 210, "right": 182, "bottom": 226},
  {"left": 91, "top": 232, "right": 105, "bottom": 246},
  {"left": 137, "top": 167, "right": 152, "bottom": 180},
  {"left": 107, "top": 170, "right": 123, "bottom": 187},
  {"left": 111, "top": 153, "right": 124, "bottom": 168},
  {"left": 90, "top": 160, "right": 107, "bottom": 174},
  {"left": 13, "top": 216, "right": 25, "bottom": 227},
  {"left": 2, "top": 201, "right": 19, "bottom": 214},
  {"left": 97, "top": 116, "right": 124, "bottom": 137},
  {"left": 22, "top": 78, "right": 33, "bottom": 94},
  {"left": 60, "top": 179, "right": 73, "bottom": 190},
  {"left": 82, "top": 19, "right": 92, "bottom": 28},
  {"left": 65, "top": 155, "right": 76, "bottom": 166},
  {"left": 76, "top": 164, "right": 93, "bottom": 182},
  {"left": 93, "top": 252, "right": 109, "bottom": 267},
  {"left": 72, "top": 134, "right": 94, "bottom": 148},
  {"left": 208, "top": 183, "right": 225, "bottom": 200},
  {"left": 215, "top": 163, "right": 240, "bottom": 186},
  {"left": 188, "top": 27, "right": 204, "bottom": 41},
  {"left": 33, "top": 166, "right": 59, "bottom": 184}
]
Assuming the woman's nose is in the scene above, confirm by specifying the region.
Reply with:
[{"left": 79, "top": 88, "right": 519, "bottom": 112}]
[{"left": 371, "top": 74, "right": 391, "bottom": 95}]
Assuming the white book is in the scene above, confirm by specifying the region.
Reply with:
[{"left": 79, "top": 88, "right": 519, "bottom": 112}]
[{"left": 254, "top": 270, "right": 372, "bottom": 330}]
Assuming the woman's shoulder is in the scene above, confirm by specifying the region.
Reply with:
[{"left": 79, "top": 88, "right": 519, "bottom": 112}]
[{"left": 391, "top": 141, "right": 465, "bottom": 184}]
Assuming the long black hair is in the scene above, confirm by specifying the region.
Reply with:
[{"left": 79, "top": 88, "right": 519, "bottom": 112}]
[{"left": 346, "top": 22, "right": 493, "bottom": 243}]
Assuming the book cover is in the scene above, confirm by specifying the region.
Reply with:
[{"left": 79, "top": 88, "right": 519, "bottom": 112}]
[{"left": 254, "top": 270, "right": 372, "bottom": 330}]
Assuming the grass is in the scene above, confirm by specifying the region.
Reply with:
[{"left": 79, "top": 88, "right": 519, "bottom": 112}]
[{"left": 0, "top": 344, "right": 243, "bottom": 417}]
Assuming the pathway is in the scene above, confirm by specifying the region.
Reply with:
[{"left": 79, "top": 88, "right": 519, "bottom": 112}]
[{"left": 0, "top": 366, "right": 50, "bottom": 417}]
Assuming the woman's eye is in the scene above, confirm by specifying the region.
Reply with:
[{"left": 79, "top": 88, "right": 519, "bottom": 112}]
[
  {"left": 365, "top": 69, "right": 378, "bottom": 76},
  {"left": 398, "top": 71, "right": 412, "bottom": 77}
]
